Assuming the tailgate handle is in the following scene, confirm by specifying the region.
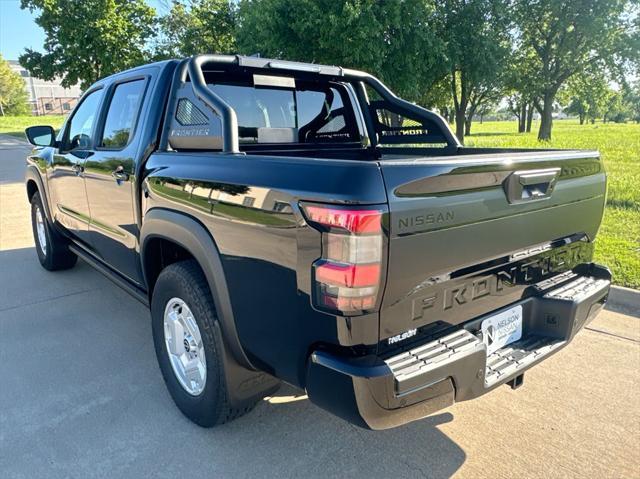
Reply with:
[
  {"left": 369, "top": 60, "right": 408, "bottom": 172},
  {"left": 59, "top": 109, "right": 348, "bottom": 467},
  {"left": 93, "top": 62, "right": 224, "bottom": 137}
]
[{"left": 504, "top": 168, "right": 560, "bottom": 204}]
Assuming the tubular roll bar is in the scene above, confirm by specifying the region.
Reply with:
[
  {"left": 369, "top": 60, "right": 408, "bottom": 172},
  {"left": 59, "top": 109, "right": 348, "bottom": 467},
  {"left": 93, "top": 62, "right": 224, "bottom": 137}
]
[
  {"left": 180, "top": 55, "right": 460, "bottom": 153},
  {"left": 181, "top": 55, "right": 240, "bottom": 153},
  {"left": 343, "top": 69, "right": 461, "bottom": 148}
]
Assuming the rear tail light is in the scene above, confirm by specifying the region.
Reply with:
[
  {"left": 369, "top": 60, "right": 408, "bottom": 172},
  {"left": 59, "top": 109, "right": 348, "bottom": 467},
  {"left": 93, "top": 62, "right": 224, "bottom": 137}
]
[{"left": 301, "top": 203, "right": 386, "bottom": 315}]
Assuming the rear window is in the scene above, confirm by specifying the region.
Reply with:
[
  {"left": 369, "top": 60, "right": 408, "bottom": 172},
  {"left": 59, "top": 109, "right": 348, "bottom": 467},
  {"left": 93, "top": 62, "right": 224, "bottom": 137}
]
[{"left": 206, "top": 77, "right": 361, "bottom": 145}]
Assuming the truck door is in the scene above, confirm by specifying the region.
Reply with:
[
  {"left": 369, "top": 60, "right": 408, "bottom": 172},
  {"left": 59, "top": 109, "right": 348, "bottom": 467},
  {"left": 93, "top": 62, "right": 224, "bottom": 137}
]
[
  {"left": 83, "top": 77, "right": 148, "bottom": 284},
  {"left": 48, "top": 88, "right": 104, "bottom": 245}
]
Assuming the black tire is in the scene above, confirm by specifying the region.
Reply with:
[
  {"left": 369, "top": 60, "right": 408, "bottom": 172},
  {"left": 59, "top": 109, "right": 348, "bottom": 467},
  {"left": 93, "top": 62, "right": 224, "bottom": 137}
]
[
  {"left": 151, "top": 260, "right": 255, "bottom": 427},
  {"left": 30, "top": 191, "right": 77, "bottom": 271}
]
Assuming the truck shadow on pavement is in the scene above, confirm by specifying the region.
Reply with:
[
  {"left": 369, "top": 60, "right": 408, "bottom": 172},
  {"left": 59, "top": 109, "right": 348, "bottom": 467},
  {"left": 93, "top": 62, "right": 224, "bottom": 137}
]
[
  {"left": 0, "top": 247, "right": 466, "bottom": 478},
  {"left": 214, "top": 393, "right": 466, "bottom": 478}
]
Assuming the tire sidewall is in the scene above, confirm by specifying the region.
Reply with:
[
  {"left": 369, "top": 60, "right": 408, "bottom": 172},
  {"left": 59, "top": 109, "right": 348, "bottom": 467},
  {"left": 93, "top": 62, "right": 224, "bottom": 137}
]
[
  {"left": 30, "top": 193, "right": 52, "bottom": 267},
  {"left": 151, "top": 264, "right": 224, "bottom": 426}
]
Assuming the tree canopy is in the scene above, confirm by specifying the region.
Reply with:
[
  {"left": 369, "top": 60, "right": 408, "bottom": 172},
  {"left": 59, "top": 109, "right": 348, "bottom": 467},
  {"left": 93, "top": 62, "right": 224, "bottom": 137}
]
[
  {"left": 560, "top": 68, "right": 611, "bottom": 124},
  {"left": 237, "top": 0, "right": 447, "bottom": 102},
  {"left": 0, "top": 54, "right": 29, "bottom": 115},
  {"left": 17, "top": 0, "right": 639, "bottom": 139},
  {"left": 19, "top": 0, "right": 157, "bottom": 89},
  {"left": 156, "top": 0, "right": 236, "bottom": 58},
  {"left": 434, "top": 0, "right": 511, "bottom": 141},
  {"left": 512, "top": 0, "right": 638, "bottom": 139}
]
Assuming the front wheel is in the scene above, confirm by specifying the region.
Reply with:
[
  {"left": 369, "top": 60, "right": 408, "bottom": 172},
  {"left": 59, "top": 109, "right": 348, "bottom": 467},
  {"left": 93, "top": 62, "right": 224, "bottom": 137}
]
[
  {"left": 151, "top": 260, "right": 256, "bottom": 427},
  {"left": 30, "top": 191, "right": 77, "bottom": 271}
]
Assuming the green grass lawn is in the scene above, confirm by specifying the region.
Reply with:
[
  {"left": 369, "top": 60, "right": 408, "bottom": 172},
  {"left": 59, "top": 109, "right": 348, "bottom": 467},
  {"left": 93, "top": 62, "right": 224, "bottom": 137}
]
[
  {"left": 0, "top": 115, "right": 65, "bottom": 139},
  {"left": 2, "top": 115, "right": 638, "bottom": 288},
  {"left": 465, "top": 119, "right": 640, "bottom": 289}
]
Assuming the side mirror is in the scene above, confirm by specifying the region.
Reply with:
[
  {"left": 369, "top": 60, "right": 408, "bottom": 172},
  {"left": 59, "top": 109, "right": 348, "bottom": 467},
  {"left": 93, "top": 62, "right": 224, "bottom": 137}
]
[{"left": 25, "top": 125, "right": 56, "bottom": 147}]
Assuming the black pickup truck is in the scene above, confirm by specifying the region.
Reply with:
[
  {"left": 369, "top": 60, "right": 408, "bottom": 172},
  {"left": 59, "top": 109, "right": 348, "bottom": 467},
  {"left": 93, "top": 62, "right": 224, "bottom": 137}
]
[{"left": 24, "top": 55, "right": 611, "bottom": 430}]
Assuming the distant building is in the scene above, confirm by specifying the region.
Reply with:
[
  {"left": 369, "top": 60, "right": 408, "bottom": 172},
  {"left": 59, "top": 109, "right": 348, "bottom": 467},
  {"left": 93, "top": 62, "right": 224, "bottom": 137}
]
[{"left": 8, "top": 60, "right": 82, "bottom": 116}]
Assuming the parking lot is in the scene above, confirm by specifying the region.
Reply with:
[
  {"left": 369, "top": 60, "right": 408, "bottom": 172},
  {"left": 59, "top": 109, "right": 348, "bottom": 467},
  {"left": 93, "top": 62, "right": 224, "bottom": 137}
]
[{"left": 1, "top": 134, "right": 639, "bottom": 478}]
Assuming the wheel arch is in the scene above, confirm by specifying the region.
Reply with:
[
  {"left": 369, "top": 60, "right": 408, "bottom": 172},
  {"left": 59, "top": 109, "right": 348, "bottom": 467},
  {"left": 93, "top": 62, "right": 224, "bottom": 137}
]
[
  {"left": 25, "top": 166, "right": 53, "bottom": 222},
  {"left": 140, "top": 208, "right": 255, "bottom": 370}
]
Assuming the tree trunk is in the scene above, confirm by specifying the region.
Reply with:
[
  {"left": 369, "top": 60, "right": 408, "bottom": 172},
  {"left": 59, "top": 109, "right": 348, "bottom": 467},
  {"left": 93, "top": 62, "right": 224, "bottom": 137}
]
[
  {"left": 518, "top": 103, "right": 526, "bottom": 133},
  {"left": 513, "top": 109, "right": 521, "bottom": 130},
  {"left": 450, "top": 70, "right": 468, "bottom": 144},
  {"left": 537, "top": 92, "right": 554, "bottom": 141},
  {"left": 526, "top": 104, "right": 534, "bottom": 132},
  {"left": 465, "top": 104, "right": 478, "bottom": 137},
  {"left": 579, "top": 114, "right": 585, "bottom": 125},
  {"left": 455, "top": 110, "right": 465, "bottom": 143}
]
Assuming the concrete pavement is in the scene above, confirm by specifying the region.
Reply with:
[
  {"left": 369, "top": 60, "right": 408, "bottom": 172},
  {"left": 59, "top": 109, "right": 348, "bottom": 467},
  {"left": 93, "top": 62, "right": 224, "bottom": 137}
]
[{"left": 1, "top": 135, "right": 639, "bottom": 478}]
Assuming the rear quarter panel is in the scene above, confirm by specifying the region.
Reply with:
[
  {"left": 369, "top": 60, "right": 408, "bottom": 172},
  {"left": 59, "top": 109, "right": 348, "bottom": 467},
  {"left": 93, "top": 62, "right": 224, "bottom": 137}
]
[{"left": 142, "top": 152, "right": 387, "bottom": 385}]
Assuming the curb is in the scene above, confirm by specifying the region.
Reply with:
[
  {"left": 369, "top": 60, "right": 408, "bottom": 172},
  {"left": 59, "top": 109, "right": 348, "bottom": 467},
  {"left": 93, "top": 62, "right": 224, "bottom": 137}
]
[{"left": 608, "top": 285, "right": 640, "bottom": 316}]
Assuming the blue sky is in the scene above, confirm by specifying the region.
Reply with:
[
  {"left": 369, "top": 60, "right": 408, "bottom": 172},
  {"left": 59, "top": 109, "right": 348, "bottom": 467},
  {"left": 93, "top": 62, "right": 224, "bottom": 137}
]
[{"left": 0, "top": 0, "right": 167, "bottom": 61}]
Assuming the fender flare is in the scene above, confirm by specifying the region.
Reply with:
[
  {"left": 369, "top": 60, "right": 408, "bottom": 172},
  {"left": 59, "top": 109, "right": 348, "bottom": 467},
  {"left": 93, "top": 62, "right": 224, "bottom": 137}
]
[
  {"left": 25, "top": 165, "right": 53, "bottom": 222},
  {"left": 140, "top": 208, "right": 255, "bottom": 370}
]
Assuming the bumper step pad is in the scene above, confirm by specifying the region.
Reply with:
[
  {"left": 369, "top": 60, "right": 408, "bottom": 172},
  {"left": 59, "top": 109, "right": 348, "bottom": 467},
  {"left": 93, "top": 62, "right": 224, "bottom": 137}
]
[
  {"left": 384, "top": 273, "right": 610, "bottom": 396},
  {"left": 385, "top": 329, "right": 566, "bottom": 393},
  {"left": 543, "top": 276, "right": 610, "bottom": 301},
  {"left": 484, "top": 336, "right": 564, "bottom": 387},
  {"left": 385, "top": 330, "right": 481, "bottom": 395}
]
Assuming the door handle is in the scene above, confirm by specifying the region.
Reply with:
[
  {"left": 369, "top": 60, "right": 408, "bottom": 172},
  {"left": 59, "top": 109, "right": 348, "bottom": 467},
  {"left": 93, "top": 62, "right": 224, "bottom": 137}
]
[
  {"left": 504, "top": 168, "right": 560, "bottom": 204},
  {"left": 71, "top": 164, "right": 84, "bottom": 176},
  {"left": 111, "top": 169, "right": 130, "bottom": 182}
]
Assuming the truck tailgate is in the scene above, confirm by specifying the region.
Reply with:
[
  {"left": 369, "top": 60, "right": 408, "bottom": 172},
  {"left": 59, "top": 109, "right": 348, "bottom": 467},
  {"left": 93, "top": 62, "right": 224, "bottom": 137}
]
[{"left": 377, "top": 150, "right": 606, "bottom": 341}]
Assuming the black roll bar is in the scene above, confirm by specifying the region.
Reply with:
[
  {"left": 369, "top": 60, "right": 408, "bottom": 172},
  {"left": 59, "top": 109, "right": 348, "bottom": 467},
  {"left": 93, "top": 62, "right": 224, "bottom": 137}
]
[
  {"left": 181, "top": 55, "right": 240, "bottom": 153},
  {"left": 178, "top": 55, "right": 460, "bottom": 153},
  {"left": 342, "top": 68, "right": 461, "bottom": 148}
]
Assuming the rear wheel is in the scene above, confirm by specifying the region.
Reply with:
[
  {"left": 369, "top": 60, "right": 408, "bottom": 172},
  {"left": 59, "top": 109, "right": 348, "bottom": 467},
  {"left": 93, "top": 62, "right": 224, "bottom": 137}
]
[
  {"left": 30, "top": 191, "right": 77, "bottom": 271},
  {"left": 151, "top": 260, "right": 256, "bottom": 427}
]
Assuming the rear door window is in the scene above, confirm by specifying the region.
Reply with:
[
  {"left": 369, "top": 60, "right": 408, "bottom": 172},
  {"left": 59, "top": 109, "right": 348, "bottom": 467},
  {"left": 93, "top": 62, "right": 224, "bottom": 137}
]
[{"left": 100, "top": 79, "right": 146, "bottom": 149}]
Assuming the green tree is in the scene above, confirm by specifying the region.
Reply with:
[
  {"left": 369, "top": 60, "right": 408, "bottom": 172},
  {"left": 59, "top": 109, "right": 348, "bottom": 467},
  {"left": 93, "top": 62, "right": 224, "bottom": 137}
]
[
  {"left": 560, "top": 68, "right": 610, "bottom": 124},
  {"left": 513, "top": 0, "right": 638, "bottom": 140},
  {"left": 0, "top": 55, "right": 29, "bottom": 116},
  {"left": 504, "top": 45, "right": 540, "bottom": 133},
  {"left": 435, "top": 0, "right": 511, "bottom": 142},
  {"left": 563, "top": 98, "right": 589, "bottom": 124},
  {"left": 463, "top": 77, "right": 505, "bottom": 136},
  {"left": 156, "top": 0, "right": 236, "bottom": 58},
  {"left": 419, "top": 78, "right": 455, "bottom": 123},
  {"left": 624, "top": 81, "right": 640, "bottom": 123},
  {"left": 603, "top": 89, "right": 632, "bottom": 123},
  {"left": 236, "top": 0, "right": 447, "bottom": 102},
  {"left": 19, "top": 0, "right": 157, "bottom": 89}
]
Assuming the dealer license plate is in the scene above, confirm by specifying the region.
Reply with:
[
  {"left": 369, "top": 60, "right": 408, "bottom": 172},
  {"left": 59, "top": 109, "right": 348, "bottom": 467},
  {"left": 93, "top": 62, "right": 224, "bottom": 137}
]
[{"left": 481, "top": 305, "right": 523, "bottom": 355}]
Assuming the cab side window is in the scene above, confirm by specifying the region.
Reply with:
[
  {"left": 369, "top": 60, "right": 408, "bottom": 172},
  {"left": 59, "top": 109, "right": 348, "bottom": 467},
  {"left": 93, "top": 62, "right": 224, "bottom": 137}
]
[
  {"left": 65, "top": 89, "right": 103, "bottom": 151},
  {"left": 100, "top": 79, "right": 146, "bottom": 149}
]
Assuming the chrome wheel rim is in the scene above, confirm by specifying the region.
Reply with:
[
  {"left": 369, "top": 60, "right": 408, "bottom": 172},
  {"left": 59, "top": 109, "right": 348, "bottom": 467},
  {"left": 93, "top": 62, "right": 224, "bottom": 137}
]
[
  {"left": 35, "top": 205, "right": 47, "bottom": 255},
  {"left": 163, "top": 297, "right": 207, "bottom": 396}
]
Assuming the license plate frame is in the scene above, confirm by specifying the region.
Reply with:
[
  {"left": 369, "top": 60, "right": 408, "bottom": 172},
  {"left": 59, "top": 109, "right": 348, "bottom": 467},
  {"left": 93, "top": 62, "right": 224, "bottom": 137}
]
[{"left": 481, "top": 305, "right": 523, "bottom": 355}]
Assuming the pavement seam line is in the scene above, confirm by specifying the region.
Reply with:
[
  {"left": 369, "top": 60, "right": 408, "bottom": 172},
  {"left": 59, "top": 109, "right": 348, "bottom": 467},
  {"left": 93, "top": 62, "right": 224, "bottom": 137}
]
[
  {"left": 0, "top": 288, "right": 98, "bottom": 313},
  {"left": 585, "top": 326, "right": 640, "bottom": 344}
]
